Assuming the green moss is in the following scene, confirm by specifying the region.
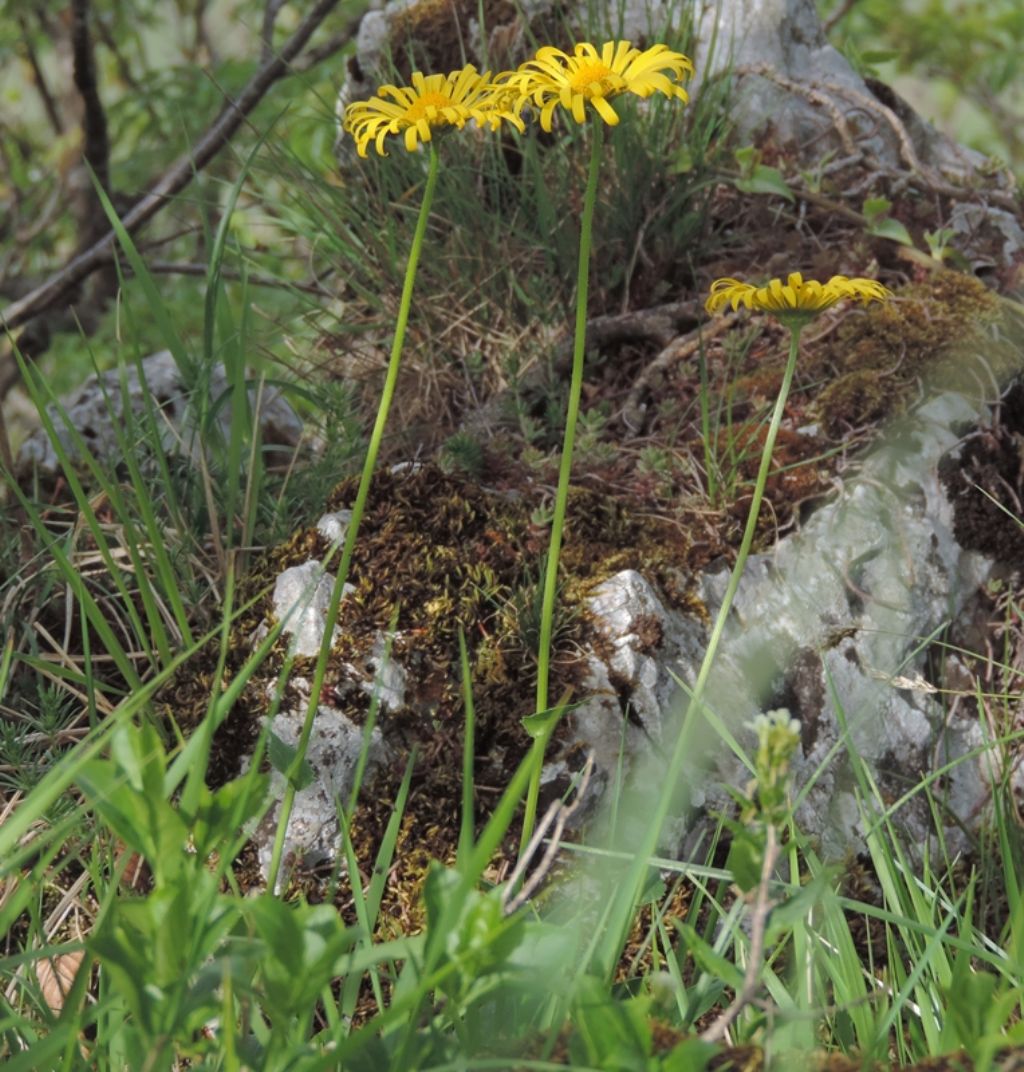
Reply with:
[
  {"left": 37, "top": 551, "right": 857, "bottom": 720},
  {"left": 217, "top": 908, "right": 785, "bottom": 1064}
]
[
  {"left": 160, "top": 462, "right": 696, "bottom": 931},
  {"left": 813, "top": 269, "right": 1002, "bottom": 436},
  {"left": 816, "top": 368, "right": 891, "bottom": 436}
]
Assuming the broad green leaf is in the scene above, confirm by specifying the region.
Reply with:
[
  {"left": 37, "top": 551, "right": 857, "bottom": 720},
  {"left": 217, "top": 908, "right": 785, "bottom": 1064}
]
[
  {"left": 867, "top": 217, "right": 914, "bottom": 246},
  {"left": 735, "top": 165, "right": 795, "bottom": 202},
  {"left": 267, "top": 731, "right": 316, "bottom": 790}
]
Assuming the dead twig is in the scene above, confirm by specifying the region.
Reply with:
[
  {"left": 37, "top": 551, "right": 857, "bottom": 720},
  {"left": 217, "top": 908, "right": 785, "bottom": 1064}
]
[
  {"left": 739, "top": 64, "right": 860, "bottom": 158},
  {"left": 261, "top": 0, "right": 289, "bottom": 63},
  {"left": 17, "top": 15, "right": 64, "bottom": 136},
  {"left": 700, "top": 824, "right": 781, "bottom": 1044},
  {"left": 0, "top": 0, "right": 344, "bottom": 338},
  {"left": 147, "top": 260, "right": 335, "bottom": 297},
  {"left": 92, "top": 12, "right": 162, "bottom": 129},
  {"left": 737, "top": 63, "right": 1019, "bottom": 212},
  {"left": 293, "top": 18, "right": 366, "bottom": 74},
  {"left": 71, "top": 0, "right": 111, "bottom": 213},
  {"left": 502, "top": 755, "right": 594, "bottom": 915},
  {"left": 620, "top": 313, "right": 736, "bottom": 433},
  {"left": 552, "top": 301, "right": 701, "bottom": 378},
  {"left": 822, "top": 0, "right": 862, "bottom": 34}
]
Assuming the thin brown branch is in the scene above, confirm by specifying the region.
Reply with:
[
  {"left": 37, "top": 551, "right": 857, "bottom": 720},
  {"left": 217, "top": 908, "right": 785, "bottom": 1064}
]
[
  {"left": 502, "top": 755, "right": 594, "bottom": 916},
  {"left": 823, "top": 0, "right": 862, "bottom": 35},
  {"left": 0, "top": 0, "right": 343, "bottom": 338},
  {"left": 620, "top": 313, "right": 736, "bottom": 433},
  {"left": 292, "top": 20, "right": 362, "bottom": 74},
  {"left": 147, "top": 260, "right": 335, "bottom": 297},
  {"left": 193, "top": 0, "right": 217, "bottom": 64},
  {"left": 553, "top": 299, "right": 700, "bottom": 379},
  {"left": 71, "top": 0, "right": 111, "bottom": 202},
  {"left": 261, "top": 0, "right": 288, "bottom": 62},
  {"left": 92, "top": 12, "right": 161, "bottom": 128},
  {"left": 700, "top": 825, "right": 781, "bottom": 1044},
  {"left": 17, "top": 16, "right": 64, "bottom": 136}
]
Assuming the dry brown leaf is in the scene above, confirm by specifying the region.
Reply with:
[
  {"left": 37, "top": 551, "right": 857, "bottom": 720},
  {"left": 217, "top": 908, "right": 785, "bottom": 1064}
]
[{"left": 35, "top": 951, "right": 85, "bottom": 1014}]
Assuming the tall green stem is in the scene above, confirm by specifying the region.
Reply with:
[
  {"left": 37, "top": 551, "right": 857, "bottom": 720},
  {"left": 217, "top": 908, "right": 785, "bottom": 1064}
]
[
  {"left": 598, "top": 324, "right": 804, "bottom": 978},
  {"left": 521, "top": 123, "right": 603, "bottom": 856},
  {"left": 266, "top": 145, "right": 441, "bottom": 894}
]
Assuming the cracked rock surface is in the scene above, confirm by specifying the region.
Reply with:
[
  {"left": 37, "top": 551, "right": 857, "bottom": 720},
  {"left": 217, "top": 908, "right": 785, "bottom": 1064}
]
[{"left": 16, "top": 349, "right": 306, "bottom": 478}]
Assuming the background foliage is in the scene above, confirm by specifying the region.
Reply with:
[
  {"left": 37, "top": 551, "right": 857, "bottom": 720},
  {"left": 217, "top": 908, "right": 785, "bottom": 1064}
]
[{"left": 820, "top": 0, "right": 1024, "bottom": 175}]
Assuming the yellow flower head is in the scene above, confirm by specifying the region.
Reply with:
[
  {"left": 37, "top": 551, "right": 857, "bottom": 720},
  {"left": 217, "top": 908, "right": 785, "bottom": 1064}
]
[
  {"left": 705, "top": 272, "right": 892, "bottom": 327},
  {"left": 343, "top": 65, "right": 525, "bottom": 158},
  {"left": 505, "top": 40, "right": 693, "bottom": 132}
]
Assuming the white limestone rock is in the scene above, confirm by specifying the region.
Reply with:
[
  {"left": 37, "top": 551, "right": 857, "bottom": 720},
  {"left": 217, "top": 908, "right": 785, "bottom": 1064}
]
[
  {"left": 316, "top": 510, "right": 353, "bottom": 547},
  {"left": 249, "top": 679, "right": 393, "bottom": 890},
  {"left": 269, "top": 560, "right": 349, "bottom": 659},
  {"left": 16, "top": 349, "right": 305, "bottom": 477},
  {"left": 685, "top": 389, "right": 996, "bottom": 858}
]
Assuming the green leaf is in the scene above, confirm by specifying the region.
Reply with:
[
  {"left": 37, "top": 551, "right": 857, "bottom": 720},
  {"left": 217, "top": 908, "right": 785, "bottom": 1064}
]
[
  {"left": 672, "top": 921, "right": 744, "bottom": 992},
  {"left": 860, "top": 50, "right": 901, "bottom": 65},
  {"left": 189, "top": 775, "right": 269, "bottom": 858},
  {"left": 862, "top": 196, "right": 893, "bottom": 224},
  {"left": 569, "top": 975, "right": 653, "bottom": 1070},
  {"left": 725, "top": 829, "right": 763, "bottom": 893},
  {"left": 662, "top": 1037, "right": 720, "bottom": 1072},
  {"left": 267, "top": 731, "right": 315, "bottom": 791},
  {"left": 521, "top": 705, "right": 562, "bottom": 741},
  {"left": 670, "top": 146, "right": 695, "bottom": 175},
  {"left": 867, "top": 217, "right": 914, "bottom": 246},
  {"left": 734, "top": 165, "right": 795, "bottom": 202},
  {"left": 243, "top": 896, "right": 357, "bottom": 1018},
  {"left": 764, "top": 870, "right": 835, "bottom": 943}
]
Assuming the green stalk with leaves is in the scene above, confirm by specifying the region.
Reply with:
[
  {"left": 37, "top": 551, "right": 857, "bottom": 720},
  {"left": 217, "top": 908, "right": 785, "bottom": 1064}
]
[{"left": 597, "top": 271, "right": 892, "bottom": 978}]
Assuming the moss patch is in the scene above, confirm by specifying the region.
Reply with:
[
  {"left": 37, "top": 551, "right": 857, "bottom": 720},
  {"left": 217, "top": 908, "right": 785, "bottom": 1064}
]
[
  {"left": 810, "top": 269, "right": 1002, "bottom": 436},
  {"left": 162, "top": 464, "right": 696, "bottom": 924}
]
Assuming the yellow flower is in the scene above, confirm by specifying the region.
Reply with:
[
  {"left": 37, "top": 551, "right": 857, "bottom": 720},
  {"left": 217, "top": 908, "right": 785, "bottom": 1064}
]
[
  {"left": 343, "top": 65, "right": 525, "bottom": 158},
  {"left": 705, "top": 272, "right": 892, "bottom": 327},
  {"left": 505, "top": 40, "right": 693, "bottom": 132}
]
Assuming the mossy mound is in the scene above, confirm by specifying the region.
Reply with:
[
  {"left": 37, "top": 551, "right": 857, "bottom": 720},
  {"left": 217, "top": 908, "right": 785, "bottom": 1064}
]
[
  {"left": 811, "top": 269, "right": 1003, "bottom": 436},
  {"left": 164, "top": 463, "right": 695, "bottom": 917}
]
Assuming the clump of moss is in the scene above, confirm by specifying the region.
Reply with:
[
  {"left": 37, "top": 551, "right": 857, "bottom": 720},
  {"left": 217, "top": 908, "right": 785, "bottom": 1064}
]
[
  {"left": 161, "top": 462, "right": 697, "bottom": 934},
  {"left": 813, "top": 269, "right": 1002, "bottom": 436},
  {"left": 816, "top": 368, "right": 890, "bottom": 435}
]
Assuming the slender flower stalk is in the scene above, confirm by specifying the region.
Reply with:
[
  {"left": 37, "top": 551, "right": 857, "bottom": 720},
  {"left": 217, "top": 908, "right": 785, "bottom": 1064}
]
[
  {"left": 265, "top": 68, "right": 530, "bottom": 891},
  {"left": 266, "top": 149, "right": 444, "bottom": 892},
  {"left": 596, "top": 272, "right": 890, "bottom": 978},
  {"left": 520, "top": 122, "right": 604, "bottom": 858},
  {"left": 524, "top": 40, "right": 692, "bottom": 721},
  {"left": 519, "top": 40, "right": 693, "bottom": 857}
]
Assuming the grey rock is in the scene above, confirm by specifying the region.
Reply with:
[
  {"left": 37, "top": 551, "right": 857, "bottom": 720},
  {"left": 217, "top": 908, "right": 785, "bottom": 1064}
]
[
  {"left": 583, "top": 569, "right": 705, "bottom": 744},
  {"left": 340, "top": 633, "right": 408, "bottom": 713},
  {"left": 676, "top": 389, "right": 996, "bottom": 858},
  {"left": 949, "top": 202, "right": 1024, "bottom": 268},
  {"left": 248, "top": 677, "right": 392, "bottom": 890},
  {"left": 564, "top": 387, "right": 1004, "bottom": 863},
  {"left": 268, "top": 560, "right": 349, "bottom": 659},
  {"left": 691, "top": 0, "right": 981, "bottom": 175},
  {"left": 316, "top": 510, "right": 353, "bottom": 547},
  {"left": 245, "top": 571, "right": 406, "bottom": 885},
  {"left": 16, "top": 349, "right": 305, "bottom": 477}
]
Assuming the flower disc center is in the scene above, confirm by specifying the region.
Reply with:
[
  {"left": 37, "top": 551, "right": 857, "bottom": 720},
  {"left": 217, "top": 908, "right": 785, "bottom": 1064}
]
[
  {"left": 404, "top": 91, "right": 452, "bottom": 121},
  {"left": 569, "top": 61, "right": 613, "bottom": 93}
]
